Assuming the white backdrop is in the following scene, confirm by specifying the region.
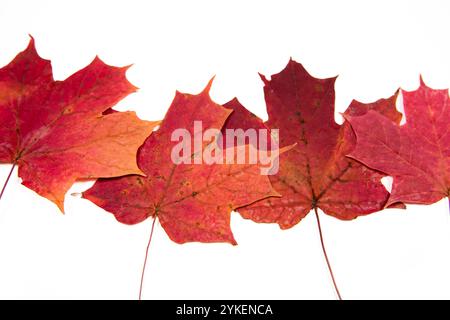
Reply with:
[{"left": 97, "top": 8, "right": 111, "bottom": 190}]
[{"left": 0, "top": 0, "right": 449, "bottom": 299}]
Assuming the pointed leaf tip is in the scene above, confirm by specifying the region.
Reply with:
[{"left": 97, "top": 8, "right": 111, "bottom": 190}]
[
  {"left": 24, "top": 35, "right": 38, "bottom": 55},
  {"left": 419, "top": 74, "right": 427, "bottom": 87},
  {"left": 121, "top": 63, "right": 134, "bottom": 72},
  {"left": 201, "top": 76, "right": 215, "bottom": 94},
  {"left": 92, "top": 55, "right": 104, "bottom": 65},
  {"left": 27, "top": 34, "right": 35, "bottom": 45},
  {"left": 258, "top": 72, "right": 269, "bottom": 85}
]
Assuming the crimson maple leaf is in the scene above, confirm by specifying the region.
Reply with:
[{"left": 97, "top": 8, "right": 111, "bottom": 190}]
[
  {"left": 231, "top": 59, "right": 404, "bottom": 299},
  {"left": 347, "top": 78, "right": 449, "bottom": 207},
  {"left": 0, "top": 37, "right": 159, "bottom": 211},
  {"left": 83, "top": 83, "right": 288, "bottom": 299},
  {"left": 83, "top": 80, "right": 279, "bottom": 245},
  {"left": 236, "top": 59, "right": 403, "bottom": 228}
]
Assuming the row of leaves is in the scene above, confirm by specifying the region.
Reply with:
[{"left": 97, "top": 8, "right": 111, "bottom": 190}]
[{"left": 0, "top": 38, "right": 448, "bottom": 299}]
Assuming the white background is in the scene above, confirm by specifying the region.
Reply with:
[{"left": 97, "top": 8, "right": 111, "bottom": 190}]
[{"left": 0, "top": 0, "right": 449, "bottom": 299}]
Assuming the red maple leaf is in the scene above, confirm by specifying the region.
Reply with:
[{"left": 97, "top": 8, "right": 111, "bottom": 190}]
[
  {"left": 83, "top": 80, "right": 280, "bottom": 299},
  {"left": 0, "top": 37, "right": 159, "bottom": 211},
  {"left": 233, "top": 59, "right": 404, "bottom": 298},
  {"left": 237, "top": 59, "right": 402, "bottom": 227},
  {"left": 347, "top": 78, "right": 449, "bottom": 207},
  {"left": 83, "top": 80, "right": 279, "bottom": 245}
]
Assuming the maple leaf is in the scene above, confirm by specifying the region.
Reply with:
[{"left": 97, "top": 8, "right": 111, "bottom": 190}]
[
  {"left": 230, "top": 59, "right": 406, "bottom": 299},
  {"left": 83, "top": 80, "right": 279, "bottom": 245},
  {"left": 0, "top": 37, "right": 159, "bottom": 211},
  {"left": 236, "top": 59, "right": 403, "bottom": 229},
  {"left": 346, "top": 78, "right": 449, "bottom": 207}
]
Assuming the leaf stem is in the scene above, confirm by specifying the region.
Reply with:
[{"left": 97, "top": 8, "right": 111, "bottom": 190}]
[
  {"left": 313, "top": 206, "right": 342, "bottom": 300},
  {"left": 0, "top": 163, "right": 16, "bottom": 203},
  {"left": 139, "top": 217, "right": 157, "bottom": 300}
]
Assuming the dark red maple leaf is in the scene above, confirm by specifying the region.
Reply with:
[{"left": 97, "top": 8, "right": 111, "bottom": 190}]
[
  {"left": 232, "top": 59, "right": 404, "bottom": 299},
  {"left": 236, "top": 59, "right": 402, "bottom": 227},
  {"left": 0, "top": 37, "right": 159, "bottom": 211},
  {"left": 347, "top": 78, "right": 449, "bottom": 207}
]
